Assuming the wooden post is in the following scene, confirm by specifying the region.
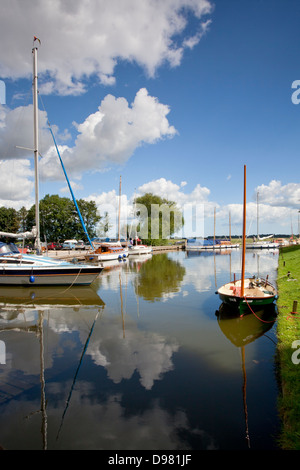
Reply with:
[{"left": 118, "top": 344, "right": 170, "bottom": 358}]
[{"left": 292, "top": 301, "right": 298, "bottom": 314}]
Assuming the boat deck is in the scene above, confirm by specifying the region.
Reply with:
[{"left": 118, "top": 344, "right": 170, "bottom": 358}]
[{"left": 218, "top": 278, "right": 276, "bottom": 299}]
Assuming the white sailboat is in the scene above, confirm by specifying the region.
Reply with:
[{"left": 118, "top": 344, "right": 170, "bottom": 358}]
[
  {"left": 128, "top": 192, "right": 152, "bottom": 256},
  {"left": 0, "top": 39, "right": 103, "bottom": 286},
  {"left": 246, "top": 192, "right": 279, "bottom": 249},
  {"left": 85, "top": 176, "right": 128, "bottom": 262}
]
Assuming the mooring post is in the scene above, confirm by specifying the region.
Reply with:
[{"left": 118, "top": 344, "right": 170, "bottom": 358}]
[{"left": 292, "top": 301, "right": 298, "bottom": 314}]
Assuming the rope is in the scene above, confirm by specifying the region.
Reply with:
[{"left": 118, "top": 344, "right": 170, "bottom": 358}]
[
  {"left": 286, "top": 312, "right": 300, "bottom": 321},
  {"left": 240, "top": 296, "right": 276, "bottom": 323}
]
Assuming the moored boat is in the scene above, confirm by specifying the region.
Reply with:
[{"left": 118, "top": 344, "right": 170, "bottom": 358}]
[
  {"left": 85, "top": 243, "right": 128, "bottom": 262},
  {"left": 128, "top": 244, "right": 152, "bottom": 255},
  {"left": 216, "top": 166, "right": 278, "bottom": 312},
  {"left": 246, "top": 241, "right": 279, "bottom": 249},
  {"left": 186, "top": 238, "right": 239, "bottom": 251},
  {"left": 217, "top": 276, "right": 277, "bottom": 308},
  {"left": 0, "top": 241, "right": 101, "bottom": 286}
]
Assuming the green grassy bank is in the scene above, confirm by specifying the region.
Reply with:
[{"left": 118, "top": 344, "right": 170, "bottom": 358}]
[{"left": 276, "top": 245, "right": 300, "bottom": 449}]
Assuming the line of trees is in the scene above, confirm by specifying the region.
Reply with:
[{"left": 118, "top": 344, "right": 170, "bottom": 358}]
[
  {"left": 0, "top": 194, "right": 101, "bottom": 244},
  {"left": 0, "top": 192, "right": 185, "bottom": 246}
]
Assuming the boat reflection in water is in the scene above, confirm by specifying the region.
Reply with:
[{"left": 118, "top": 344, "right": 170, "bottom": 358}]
[
  {"left": 0, "top": 285, "right": 105, "bottom": 308},
  {"left": 0, "top": 285, "right": 105, "bottom": 450},
  {"left": 215, "top": 302, "right": 277, "bottom": 449}
]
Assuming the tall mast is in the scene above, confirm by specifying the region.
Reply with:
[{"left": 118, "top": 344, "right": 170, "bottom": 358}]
[
  {"left": 241, "top": 165, "right": 246, "bottom": 297},
  {"left": 32, "top": 44, "right": 41, "bottom": 253},
  {"left": 118, "top": 176, "right": 121, "bottom": 241},
  {"left": 256, "top": 190, "right": 259, "bottom": 241},
  {"left": 213, "top": 207, "right": 216, "bottom": 244}
]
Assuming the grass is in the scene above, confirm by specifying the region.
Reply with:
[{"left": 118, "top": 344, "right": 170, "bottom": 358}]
[{"left": 276, "top": 245, "right": 300, "bottom": 449}]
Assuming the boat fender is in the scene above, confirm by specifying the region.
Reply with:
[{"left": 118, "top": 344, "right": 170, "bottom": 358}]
[
  {"left": 29, "top": 275, "right": 35, "bottom": 283},
  {"left": 118, "top": 255, "right": 122, "bottom": 259},
  {"left": 123, "top": 254, "right": 126, "bottom": 258}
]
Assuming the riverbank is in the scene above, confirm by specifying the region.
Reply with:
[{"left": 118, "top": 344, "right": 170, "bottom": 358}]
[{"left": 276, "top": 245, "right": 300, "bottom": 449}]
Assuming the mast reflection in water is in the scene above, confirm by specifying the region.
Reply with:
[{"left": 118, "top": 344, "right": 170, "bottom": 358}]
[{"left": 0, "top": 250, "right": 280, "bottom": 449}]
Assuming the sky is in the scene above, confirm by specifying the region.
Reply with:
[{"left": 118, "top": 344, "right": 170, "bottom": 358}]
[{"left": 0, "top": 0, "right": 299, "bottom": 239}]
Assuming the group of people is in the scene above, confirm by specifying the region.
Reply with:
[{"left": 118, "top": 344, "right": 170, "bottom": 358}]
[{"left": 129, "top": 237, "right": 142, "bottom": 246}]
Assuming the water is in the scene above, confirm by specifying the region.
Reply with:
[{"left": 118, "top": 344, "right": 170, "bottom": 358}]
[{"left": 0, "top": 249, "right": 280, "bottom": 450}]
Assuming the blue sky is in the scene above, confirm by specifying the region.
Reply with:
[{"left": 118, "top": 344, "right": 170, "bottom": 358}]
[{"left": 0, "top": 0, "right": 299, "bottom": 238}]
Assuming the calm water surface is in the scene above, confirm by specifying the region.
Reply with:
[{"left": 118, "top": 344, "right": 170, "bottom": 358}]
[{"left": 0, "top": 249, "right": 280, "bottom": 450}]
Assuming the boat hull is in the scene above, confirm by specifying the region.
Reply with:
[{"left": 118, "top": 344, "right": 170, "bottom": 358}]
[
  {"left": 218, "top": 291, "right": 276, "bottom": 307},
  {"left": 85, "top": 246, "right": 128, "bottom": 262},
  {"left": 217, "top": 277, "right": 277, "bottom": 309},
  {"left": 0, "top": 265, "right": 102, "bottom": 286},
  {"left": 128, "top": 246, "right": 152, "bottom": 255},
  {"left": 187, "top": 244, "right": 239, "bottom": 251},
  {"left": 246, "top": 243, "right": 279, "bottom": 249}
]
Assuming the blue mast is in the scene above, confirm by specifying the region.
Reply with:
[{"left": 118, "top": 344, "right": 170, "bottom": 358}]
[{"left": 48, "top": 125, "right": 94, "bottom": 249}]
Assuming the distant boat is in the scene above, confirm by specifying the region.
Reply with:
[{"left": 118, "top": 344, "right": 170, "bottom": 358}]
[
  {"left": 217, "top": 166, "right": 277, "bottom": 312},
  {"left": 128, "top": 192, "right": 152, "bottom": 255},
  {"left": 246, "top": 240, "right": 279, "bottom": 249},
  {"left": 128, "top": 237, "right": 152, "bottom": 255},
  {"left": 0, "top": 40, "right": 103, "bottom": 286},
  {"left": 246, "top": 192, "right": 279, "bottom": 249},
  {"left": 186, "top": 209, "right": 239, "bottom": 251},
  {"left": 85, "top": 242, "right": 128, "bottom": 262},
  {"left": 186, "top": 238, "right": 239, "bottom": 251},
  {"left": 85, "top": 177, "right": 129, "bottom": 262}
]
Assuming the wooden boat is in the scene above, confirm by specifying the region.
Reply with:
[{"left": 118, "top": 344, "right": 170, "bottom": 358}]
[
  {"left": 85, "top": 243, "right": 128, "bottom": 262},
  {"left": 216, "top": 166, "right": 278, "bottom": 311}
]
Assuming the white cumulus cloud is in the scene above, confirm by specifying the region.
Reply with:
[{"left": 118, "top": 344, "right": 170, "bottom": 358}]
[
  {"left": 0, "top": 0, "right": 213, "bottom": 96},
  {"left": 39, "top": 88, "right": 177, "bottom": 178},
  {"left": 255, "top": 180, "right": 300, "bottom": 209}
]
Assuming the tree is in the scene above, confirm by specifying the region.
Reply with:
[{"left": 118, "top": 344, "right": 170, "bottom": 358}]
[
  {"left": 0, "top": 207, "right": 19, "bottom": 234},
  {"left": 134, "top": 193, "right": 184, "bottom": 245},
  {"left": 26, "top": 194, "right": 101, "bottom": 242},
  {"left": 17, "top": 207, "right": 28, "bottom": 233},
  {"left": 97, "top": 211, "right": 112, "bottom": 237},
  {"left": 76, "top": 199, "right": 101, "bottom": 239}
]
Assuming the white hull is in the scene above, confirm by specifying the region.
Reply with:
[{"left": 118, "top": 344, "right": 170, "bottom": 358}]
[
  {"left": 0, "top": 266, "right": 101, "bottom": 286},
  {"left": 128, "top": 245, "right": 152, "bottom": 255},
  {"left": 86, "top": 251, "right": 128, "bottom": 262},
  {"left": 246, "top": 242, "right": 279, "bottom": 249},
  {"left": 0, "top": 252, "right": 102, "bottom": 286},
  {"left": 187, "top": 243, "right": 239, "bottom": 251}
]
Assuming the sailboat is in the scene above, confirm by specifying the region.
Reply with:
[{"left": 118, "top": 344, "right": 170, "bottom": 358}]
[
  {"left": 0, "top": 40, "right": 103, "bottom": 286},
  {"left": 217, "top": 166, "right": 277, "bottom": 311},
  {"left": 128, "top": 192, "right": 152, "bottom": 256},
  {"left": 85, "top": 176, "right": 128, "bottom": 262},
  {"left": 246, "top": 191, "right": 279, "bottom": 249}
]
